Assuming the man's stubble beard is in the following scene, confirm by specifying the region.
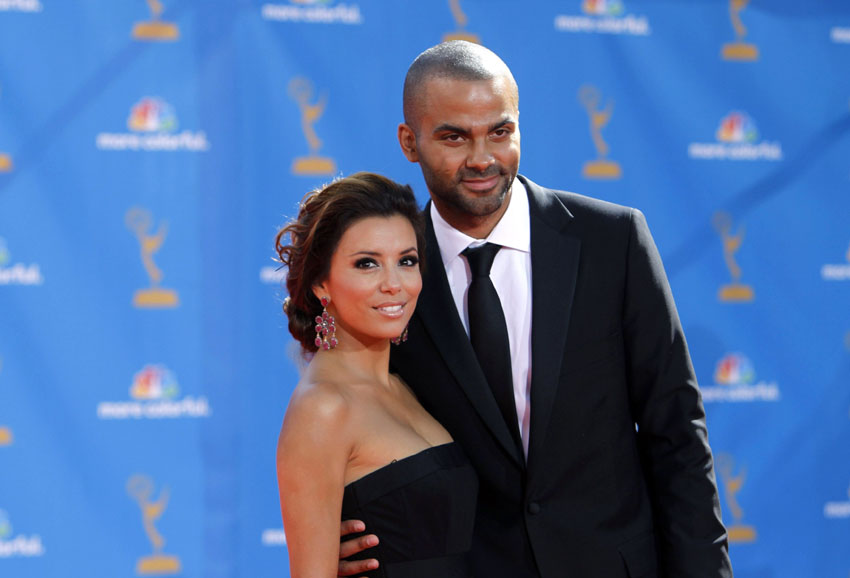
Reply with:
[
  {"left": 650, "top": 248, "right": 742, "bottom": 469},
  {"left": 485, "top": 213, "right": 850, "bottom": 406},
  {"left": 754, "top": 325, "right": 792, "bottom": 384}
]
[{"left": 423, "top": 165, "right": 516, "bottom": 219}]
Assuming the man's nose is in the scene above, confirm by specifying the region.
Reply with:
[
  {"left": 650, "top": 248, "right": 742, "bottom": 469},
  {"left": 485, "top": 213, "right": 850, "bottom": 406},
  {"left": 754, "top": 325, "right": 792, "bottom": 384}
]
[{"left": 466, "top": 140, "right": 495, "bottom": 171}]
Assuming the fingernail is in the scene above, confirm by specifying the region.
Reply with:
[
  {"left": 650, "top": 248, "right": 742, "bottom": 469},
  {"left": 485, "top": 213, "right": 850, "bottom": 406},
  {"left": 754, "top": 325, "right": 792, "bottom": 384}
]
[
  {"left": 366, "top": 536, "right": 378, "bottom": 546},
  {"left": 368, "top": 560, "right": 379, "bottom": 569}
]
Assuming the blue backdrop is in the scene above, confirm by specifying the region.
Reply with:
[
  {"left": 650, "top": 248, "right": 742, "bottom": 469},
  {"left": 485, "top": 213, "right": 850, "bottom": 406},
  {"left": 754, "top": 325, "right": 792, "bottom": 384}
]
[{"left": 1, "top": 1, "right": 849, "bottom": 576}]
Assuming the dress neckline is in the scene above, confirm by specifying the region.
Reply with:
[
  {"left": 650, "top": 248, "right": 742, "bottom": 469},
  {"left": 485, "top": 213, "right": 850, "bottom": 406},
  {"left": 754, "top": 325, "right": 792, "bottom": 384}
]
[{"left": 344, "top": 441, "right": 456, "bottom": 489}]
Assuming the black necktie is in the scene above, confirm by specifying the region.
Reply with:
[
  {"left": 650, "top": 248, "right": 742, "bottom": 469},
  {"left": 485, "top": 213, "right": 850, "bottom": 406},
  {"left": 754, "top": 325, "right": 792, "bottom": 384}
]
[{"left": 463, "top": 243, "right": 521, "bottom": 447}]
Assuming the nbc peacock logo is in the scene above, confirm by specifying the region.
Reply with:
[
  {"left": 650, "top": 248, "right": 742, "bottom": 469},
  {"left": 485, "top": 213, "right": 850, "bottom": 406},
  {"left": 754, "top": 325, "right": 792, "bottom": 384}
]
[
  {"left": 128, "top": 98, "right": 178, "bottom": 133},
  {"left": 97, "top": 364, "right": 211, "bottom": 420},
  {"left": 96, "top": 98, "right": 209, "bottom": 152},
  {"left": 701, "top": 353, "right": 780, "bottom": 403},
  {"left": 555, "top": 0, "right": 650, "bottom": 36},
  {"left": 582, "top": 0, "right": 623, "bottom": 16},
  {"left": 130, "top": 365, "right": 180, "bottom": 400},
  {"left": 688, "top": 111, "right": 782, "bottom": 161},
  {"left": 715, "top": 111, "right": 758, "bottom": 143},
  {"left": 714, "top": 353, "right": 755, "bottom": 385}
]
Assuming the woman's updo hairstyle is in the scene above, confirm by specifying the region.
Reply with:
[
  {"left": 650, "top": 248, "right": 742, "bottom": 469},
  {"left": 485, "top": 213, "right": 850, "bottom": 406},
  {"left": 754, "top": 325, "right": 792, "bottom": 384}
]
[{"left": 275, "top": 172, "right": 425, "bottom": 352}]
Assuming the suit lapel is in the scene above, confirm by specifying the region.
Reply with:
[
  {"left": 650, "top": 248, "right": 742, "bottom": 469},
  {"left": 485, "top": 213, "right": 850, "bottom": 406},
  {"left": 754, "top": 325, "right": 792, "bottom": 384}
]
[
  {"left": 415, "top": 207, "right": 524, "bottom": 467},
  {"left": 521, "top": 176, "right": 581, "bottom": 474}
]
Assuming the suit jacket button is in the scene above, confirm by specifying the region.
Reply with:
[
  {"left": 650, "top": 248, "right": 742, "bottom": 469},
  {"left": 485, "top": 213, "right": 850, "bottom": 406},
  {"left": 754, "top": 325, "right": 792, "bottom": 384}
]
[{"left": 527, "top": 502, "right": 540, "bottom": 515}]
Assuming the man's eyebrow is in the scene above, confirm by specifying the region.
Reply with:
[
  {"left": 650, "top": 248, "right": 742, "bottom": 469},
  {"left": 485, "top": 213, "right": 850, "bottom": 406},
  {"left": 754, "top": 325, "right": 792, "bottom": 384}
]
[
  {"left": 432, "top": 118, "right": 516, "bottom": 136},
  {"left": 432, "top": 123, "right": 468, "bottom": 135},
  {"left": 489, "top": 117, "right": 516, "bottom": 131}
]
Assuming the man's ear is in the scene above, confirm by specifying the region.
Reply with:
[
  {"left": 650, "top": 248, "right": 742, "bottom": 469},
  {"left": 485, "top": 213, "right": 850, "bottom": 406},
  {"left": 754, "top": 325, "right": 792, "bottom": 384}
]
[{"left": 398, "top": 123, "right": 419, "bottom": 163}]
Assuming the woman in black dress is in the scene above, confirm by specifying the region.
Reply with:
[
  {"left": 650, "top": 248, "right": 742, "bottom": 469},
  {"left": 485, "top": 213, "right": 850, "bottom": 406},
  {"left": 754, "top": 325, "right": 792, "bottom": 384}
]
[{"left": 275, "top": 173, "right": 477, "bottom": 578}]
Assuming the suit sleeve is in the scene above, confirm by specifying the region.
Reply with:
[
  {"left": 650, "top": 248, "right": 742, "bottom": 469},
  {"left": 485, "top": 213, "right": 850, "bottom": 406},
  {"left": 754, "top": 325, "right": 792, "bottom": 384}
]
[{"left": 622, "top": 209, "right": 733, "bottom": 577}]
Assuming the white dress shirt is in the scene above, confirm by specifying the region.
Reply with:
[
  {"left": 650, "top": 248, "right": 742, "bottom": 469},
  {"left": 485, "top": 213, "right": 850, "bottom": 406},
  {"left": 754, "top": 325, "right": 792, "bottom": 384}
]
[{"left": 430, "top": 179, "right": 533, "bottom": 457}]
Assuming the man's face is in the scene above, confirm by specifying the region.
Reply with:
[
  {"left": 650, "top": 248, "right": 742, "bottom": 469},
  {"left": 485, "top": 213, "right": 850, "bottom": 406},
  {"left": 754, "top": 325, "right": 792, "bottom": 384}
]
[{"left": 399, "top": 76, "right": 520, "bottom": 229}]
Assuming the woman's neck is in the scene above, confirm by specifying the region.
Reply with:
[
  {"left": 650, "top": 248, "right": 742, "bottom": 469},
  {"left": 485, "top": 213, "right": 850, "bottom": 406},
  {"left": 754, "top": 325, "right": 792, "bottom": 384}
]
[{"left": 309, "top": 339, "right": 393, "bottom": 388}]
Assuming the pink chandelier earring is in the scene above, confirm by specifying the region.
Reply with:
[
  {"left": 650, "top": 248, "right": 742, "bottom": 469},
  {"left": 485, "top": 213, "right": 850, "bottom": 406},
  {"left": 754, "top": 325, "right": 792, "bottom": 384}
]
[
  {"left": 314, "top": 296, "right": 338, "bottom": 350},
  {"left": 391, "top": 324, "right": 409, "bottom": 346}
]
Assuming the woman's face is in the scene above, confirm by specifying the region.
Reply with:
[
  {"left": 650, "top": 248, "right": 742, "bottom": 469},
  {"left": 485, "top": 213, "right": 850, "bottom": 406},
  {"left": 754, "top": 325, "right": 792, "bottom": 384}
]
[{"left": 314, "top": 215, "right": 421, "bottom": 347}]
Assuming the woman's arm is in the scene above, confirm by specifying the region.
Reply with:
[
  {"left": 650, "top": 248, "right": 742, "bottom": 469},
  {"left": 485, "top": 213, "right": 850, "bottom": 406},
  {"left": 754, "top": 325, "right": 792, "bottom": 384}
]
[{"left": 277, "top": 383, "right": 354, "bottom": 578}]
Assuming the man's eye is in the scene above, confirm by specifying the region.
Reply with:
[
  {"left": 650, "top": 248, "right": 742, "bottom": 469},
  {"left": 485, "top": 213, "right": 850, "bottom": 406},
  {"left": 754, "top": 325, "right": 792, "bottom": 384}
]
[{"left": 355, "top": 258, "right": 377, "bottom": 269}]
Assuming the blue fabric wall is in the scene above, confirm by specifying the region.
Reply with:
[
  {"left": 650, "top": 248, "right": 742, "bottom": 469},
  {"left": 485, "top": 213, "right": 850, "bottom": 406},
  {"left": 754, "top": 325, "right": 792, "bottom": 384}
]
[{"left": 1, "top": 1, "right": 849, "bottom": 576}]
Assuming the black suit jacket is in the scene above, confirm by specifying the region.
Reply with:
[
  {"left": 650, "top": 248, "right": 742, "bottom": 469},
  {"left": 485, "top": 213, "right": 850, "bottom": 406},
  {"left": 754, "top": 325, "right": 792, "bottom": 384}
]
[{"left": 390, "top": 176, "right": 732, "bottom": 578}]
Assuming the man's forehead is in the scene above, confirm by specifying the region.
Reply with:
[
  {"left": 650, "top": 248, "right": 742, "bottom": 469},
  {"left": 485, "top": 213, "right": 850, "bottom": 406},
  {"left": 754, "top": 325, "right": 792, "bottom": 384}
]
[
  {"left": 421, "top": 74, "right": 512, "bottom": 93},
  {"left": 419, "top": 76, "right": 517, "bottom": 110}
]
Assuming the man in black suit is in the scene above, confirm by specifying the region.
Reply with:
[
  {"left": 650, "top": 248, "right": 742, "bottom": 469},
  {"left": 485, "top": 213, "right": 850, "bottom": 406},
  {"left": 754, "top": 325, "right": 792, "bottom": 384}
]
[{"left": 341, "top": 40, "right": 732, "bottom": 578}]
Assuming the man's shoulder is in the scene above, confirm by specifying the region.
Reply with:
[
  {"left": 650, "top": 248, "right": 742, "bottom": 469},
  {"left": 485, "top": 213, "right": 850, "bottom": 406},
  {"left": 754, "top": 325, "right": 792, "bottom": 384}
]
[{"left": 519, "top": 175, "right": 636, "bottom": 223}]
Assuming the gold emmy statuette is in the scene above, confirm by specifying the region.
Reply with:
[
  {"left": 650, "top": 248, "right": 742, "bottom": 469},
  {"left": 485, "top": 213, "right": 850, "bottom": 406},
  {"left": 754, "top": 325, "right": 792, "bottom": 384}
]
[
  {"left": 442, "top": 0, "right": 480, "bottom": 43},
  {"left": 0, "top": 426, "right": 12, "bottom": 446},
  {"left": 289, "top": 77, "right": 337, "bottom": 176},
  {"left": 132, "top": 0, "right": 179, "bottom": 41},
  {"left": 722, "top": 0, "right": 758, "bottom": 61},
  {"left": 716, "top": 454, "right": 757, "bottom": 542},
  {"left": 128, "top": 475, "right": 182, "bottom": 575},
  {"left": 0, "top": 153, "right": 11, "bottom": 172},
  {"left": 579, "top": 85, "right": 622, "bottom": 180},
  {"left": 713, "top": 212, "right": 754, "bottom": 302},
  {"left": 126, "top": 208, "right": 179, "bottom": 308}
]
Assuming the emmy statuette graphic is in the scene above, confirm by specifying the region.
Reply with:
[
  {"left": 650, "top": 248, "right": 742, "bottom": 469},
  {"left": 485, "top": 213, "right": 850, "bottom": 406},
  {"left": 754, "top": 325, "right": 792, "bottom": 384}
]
[
  {"left": 126, "top": 208, "right": 180, "bottom": 308},
  {"left": 289, "top": 77, "right": 337, "bottom": 176},
  {"left": 716, "top": 454, "right": 757, "bottom": 542},
  {"left": 0, "top": 84, "right": 11, "bottom": 173},
  {"left": 722, "top": 0, "right": 758, "bottom": 61},
  {"left": 579, "top": 85, "right": 622, "bottom": 179},
  {"left": 132, "top": 0, "right": 179, "bottom": 41},
  {"left": 128, "top": 475, "right": 182, "bottom": 575},
  {"left": 442, "top": 0, "right": 480, "bottom": 43},
  {"left": 0, "top": 358, "right": 9, "bottom": 446},
  {"left": 714, "top": 211, "right": 754, "bottom": 302}
]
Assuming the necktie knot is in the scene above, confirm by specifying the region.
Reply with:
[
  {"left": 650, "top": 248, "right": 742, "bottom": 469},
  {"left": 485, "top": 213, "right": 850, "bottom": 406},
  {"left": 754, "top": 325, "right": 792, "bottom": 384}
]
[{"left": 463, "top": 242, "right": 501, "bottom": 277}]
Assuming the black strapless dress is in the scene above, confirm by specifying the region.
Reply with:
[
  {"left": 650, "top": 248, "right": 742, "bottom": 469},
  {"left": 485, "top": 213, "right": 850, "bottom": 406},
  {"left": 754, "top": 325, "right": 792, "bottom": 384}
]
[{"left": 340, "top": 442, "right": 478, "bottom": 578}]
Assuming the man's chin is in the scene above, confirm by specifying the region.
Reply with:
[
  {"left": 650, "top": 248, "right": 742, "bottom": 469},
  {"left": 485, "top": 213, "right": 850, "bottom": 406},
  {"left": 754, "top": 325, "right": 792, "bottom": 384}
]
[{"left": 456, "top": 195, "right": 507, "bottom": 218}]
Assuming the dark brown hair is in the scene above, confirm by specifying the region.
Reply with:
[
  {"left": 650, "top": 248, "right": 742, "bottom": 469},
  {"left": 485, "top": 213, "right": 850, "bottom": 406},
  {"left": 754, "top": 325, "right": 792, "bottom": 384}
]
[{"left": 275, "top": 172, "right": 425, "bottom": 352}]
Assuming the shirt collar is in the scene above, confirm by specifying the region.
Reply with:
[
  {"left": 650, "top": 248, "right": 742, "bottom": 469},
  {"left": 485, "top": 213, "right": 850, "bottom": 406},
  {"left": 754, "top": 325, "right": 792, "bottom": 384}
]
[{"left": 430, "top": 177, "right": 531, "bottom": 266}]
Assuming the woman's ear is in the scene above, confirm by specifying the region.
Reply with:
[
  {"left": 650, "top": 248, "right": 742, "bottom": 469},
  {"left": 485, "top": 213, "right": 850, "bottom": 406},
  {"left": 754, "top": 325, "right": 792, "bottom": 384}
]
[{"left": 312, "top": 283, "right": 329, "bottom": 302}]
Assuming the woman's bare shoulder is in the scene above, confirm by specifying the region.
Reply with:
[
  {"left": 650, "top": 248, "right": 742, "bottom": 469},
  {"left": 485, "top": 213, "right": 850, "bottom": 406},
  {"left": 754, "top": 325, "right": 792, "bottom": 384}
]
[{"left": 282, "top": 378, "right": 355, "bottom": 434}]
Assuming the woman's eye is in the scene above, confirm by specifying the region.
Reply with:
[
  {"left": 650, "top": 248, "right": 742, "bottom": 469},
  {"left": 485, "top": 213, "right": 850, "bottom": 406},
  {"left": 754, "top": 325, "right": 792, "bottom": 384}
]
[
  {"left": 355, "top": 258, "right": 377, "bottom": 269},
  {"left": 400, "top": 256, "right": 419, "bottom": 267}
]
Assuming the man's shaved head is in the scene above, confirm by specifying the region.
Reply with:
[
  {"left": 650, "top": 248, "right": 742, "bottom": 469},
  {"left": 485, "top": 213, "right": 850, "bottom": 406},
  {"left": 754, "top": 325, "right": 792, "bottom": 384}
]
[{"left": 403, "top": 41, "right": 518, "bottom": 131}]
